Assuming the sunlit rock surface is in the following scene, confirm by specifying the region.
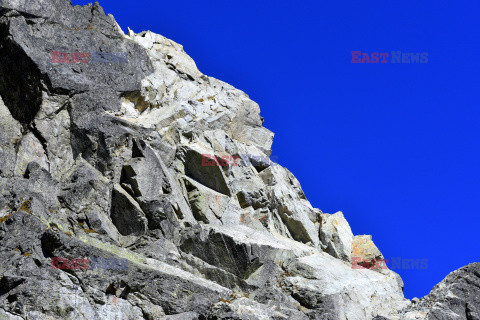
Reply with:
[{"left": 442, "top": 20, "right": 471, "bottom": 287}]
[{"left": 0, "top": 1, "right": 477, "bottom": 319}]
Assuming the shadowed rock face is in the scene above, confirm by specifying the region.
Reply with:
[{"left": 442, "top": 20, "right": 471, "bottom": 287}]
[
  {"left": 0, "top": 1, "right": 476, "bottom": 319},
  {"left": 0, "top": 0, "right": 151, "bottom": 124},
  {"left": 395, "top": 263, "right": 480, "bottom": 320},
  {"left": 0, "top": 23, "right": 43, "bottom": 123}
]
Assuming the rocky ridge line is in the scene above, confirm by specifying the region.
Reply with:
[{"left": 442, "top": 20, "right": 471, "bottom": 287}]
[{"left": 0, "top": 1, "right": 478, "bottom": 319}]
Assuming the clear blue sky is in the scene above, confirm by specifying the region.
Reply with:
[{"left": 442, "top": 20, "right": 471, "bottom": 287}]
[{"left": 72, "top": 0, "right": 480, "bottom": 299}]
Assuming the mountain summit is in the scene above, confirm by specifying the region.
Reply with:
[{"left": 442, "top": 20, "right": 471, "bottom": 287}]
[{"left": 0, "top": 1, "right": 478, "bottom": 319}]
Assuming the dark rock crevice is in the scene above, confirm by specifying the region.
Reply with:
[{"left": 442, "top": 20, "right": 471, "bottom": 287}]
[
  {"left": 0, "top": 17, "right": 43, "bottom": 124},
  {"left": 27, "top": 122, "right": 50, "bottom": 164}
]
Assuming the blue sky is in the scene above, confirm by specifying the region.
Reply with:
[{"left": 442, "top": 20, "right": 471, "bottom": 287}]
[{"left": 72, "top": 0, "right": 480, "bottom": 299}]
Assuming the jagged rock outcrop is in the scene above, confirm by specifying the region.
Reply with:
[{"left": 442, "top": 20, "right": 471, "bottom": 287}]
[
  {"left": 0, "top": 1, "right": 477, "bottom": 319},
  {"left": 397, "top": 263, "right": 480, "bottom": 320}
]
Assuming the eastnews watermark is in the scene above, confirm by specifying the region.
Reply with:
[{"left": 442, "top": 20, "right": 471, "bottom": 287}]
[
  {"left": 352, "top": 257, "right": 428, "bottom": 270},
  {"left": 351, "top": 51, "right": 428, "bottom": 63},
  {"left": 51, "top": 51, "right": 129, "bottom": 64},
  {"left": 51, "top": 257, "right": 128, "bottom": 270},
  {"left": 201, "top": 154, "right": 279, "bottom": 167}
]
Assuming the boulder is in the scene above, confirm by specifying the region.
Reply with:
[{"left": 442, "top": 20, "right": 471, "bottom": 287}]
[
  {"left": 319, "top": 211, "right": 354, "bottom": 262},
  {"left": 110, "top": 184, "right": 147, "bottom": 236},
  {"left": 351, "top": 235, "right": 385, "bottom": 271}
]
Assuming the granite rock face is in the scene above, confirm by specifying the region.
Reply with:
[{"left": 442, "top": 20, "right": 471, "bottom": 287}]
[
  {"left": 0, "top": 1, "right": 477, "bottom": 319},
  {"left": 397, "top": 263, "right": 480, "bottom": 320}
]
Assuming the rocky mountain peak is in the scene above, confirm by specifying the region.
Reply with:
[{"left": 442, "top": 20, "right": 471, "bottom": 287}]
[{"left": 0, "top": 1, "right": 478, "bottom": 319}]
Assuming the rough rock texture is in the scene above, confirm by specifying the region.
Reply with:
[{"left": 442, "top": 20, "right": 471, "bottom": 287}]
[
  {"left": 319, "top": 211, "right": 353, "bottom": 262},
  {"left": 397, "top": 263, "right": 480, "bottom": 320},
  {"left": 0, "top": 1, "right": 477, "bottom": 319}
]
